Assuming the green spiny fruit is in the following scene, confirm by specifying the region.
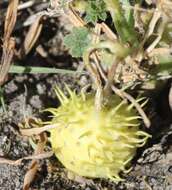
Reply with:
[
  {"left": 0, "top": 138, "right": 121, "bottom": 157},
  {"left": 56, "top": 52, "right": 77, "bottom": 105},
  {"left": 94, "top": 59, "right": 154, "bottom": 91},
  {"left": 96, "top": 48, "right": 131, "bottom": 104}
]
[{"left": 47, "top": 87, "right": 151, "bottom": 182}]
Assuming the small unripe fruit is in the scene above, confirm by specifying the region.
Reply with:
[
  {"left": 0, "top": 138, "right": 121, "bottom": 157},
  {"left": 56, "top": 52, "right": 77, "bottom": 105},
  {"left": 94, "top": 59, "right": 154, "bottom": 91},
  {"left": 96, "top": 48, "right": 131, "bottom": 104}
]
[{"left": 47, "top": 87, "right": 150, "bottom": 182}]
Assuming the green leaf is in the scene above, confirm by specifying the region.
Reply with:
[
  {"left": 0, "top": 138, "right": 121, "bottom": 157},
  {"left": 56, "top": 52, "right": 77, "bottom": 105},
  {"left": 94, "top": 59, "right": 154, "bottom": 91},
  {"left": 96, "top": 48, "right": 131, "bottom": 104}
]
[
  {"left": 9, "top": 65, "right": 86, "bottom": 75},
  {"left": 84, "top": 0, "right": 107, "bottom": 24},
  {"left": 104, "top": 0, "right": 139, "bottom": 48},
  {"left": 120, "top": 0, "right": 134, "bottom": 29},
  {"left": 63, "top": 27, "right": 91, "bottom": 58}
]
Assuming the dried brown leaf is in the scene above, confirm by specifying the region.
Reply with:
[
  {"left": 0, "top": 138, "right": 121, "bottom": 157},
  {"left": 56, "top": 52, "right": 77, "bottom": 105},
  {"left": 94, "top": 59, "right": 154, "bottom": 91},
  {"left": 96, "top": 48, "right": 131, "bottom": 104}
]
[
  {"left": 19, "top": 15, "right": 43, "bottom": 57},
  {"left": 0, "top": 37, "right": 15, "bottom": 85},
  {"left": 23, "top": 161, "right": 38, "bottom": 190},
  {"left": 23, "top": 133, "right": 49, "bottom": 190},
  {"left": 0, "top": 0, "right": 18, "bottom": 85},
  {"left": 4, "top": 0, "right": 19, "bottom": 39}
]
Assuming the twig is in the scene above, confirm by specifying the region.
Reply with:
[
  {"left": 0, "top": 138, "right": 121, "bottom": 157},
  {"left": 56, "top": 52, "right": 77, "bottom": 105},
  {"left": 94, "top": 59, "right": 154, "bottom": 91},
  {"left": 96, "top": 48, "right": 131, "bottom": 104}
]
[
  {"left": 20, "top": 123, "right": 60, "bottom": 136},
  {"left": 0, "top": 151, "right": 54, "bottom": 166},
  {"left": 111, "top": 85, "right": 151, "bottom": 128},
  {"left": 18, "top": 1, "right": 35, "bottom": 10}
]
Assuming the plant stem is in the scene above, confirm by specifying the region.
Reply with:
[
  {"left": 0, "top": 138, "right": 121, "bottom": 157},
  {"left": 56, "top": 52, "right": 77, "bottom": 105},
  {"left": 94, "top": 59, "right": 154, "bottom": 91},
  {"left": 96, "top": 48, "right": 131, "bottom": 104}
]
[
  {"left": 104, "top": 0, "right": 139, "bottom": 48},
  {"left": 9, "top": 65, "right": 86, "bottom": 75}
]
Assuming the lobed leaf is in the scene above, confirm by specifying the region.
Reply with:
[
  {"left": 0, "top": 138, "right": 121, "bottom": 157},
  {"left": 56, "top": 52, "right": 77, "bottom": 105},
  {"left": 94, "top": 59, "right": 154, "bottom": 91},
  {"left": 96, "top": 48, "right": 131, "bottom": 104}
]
[
  {"left": 84, "top": 0, "right": 107, "bottom": 24},
  {"left": 64, "top": 27, "right": 91, "bottom": 57}
]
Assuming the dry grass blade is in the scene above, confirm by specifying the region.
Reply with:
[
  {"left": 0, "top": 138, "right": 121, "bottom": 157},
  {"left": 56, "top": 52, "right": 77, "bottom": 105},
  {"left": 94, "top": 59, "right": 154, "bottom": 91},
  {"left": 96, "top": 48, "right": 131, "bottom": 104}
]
[
  {"left": 0, "top": 0, "right": 19, "bottom": 85},
  {"left": 20, "top": 123, "right": 60, "bottom": 136},
  {"left": 19, "top": 15, "right": 43, "bottom": 58},
  {"left": 101, "top": 22, "right": 117, "bottom": 41},
  {"left": 0, "top": 157, "right": 23, "bottom": 165},
  {"left": 0, "top": 151, "right": 53, "bottom": 165},
  {"left": 111, "top": 85, "right": 151, "bottom": 128},
  {"left": 0, "top": 38, "right": 15, "bottom": 85},
  {"left": 23, "top": 133, "right": 48, "bottom": 190},
  {"left": 67, "top": 5, "right": 86, "bottom": 27},
  {"left": 4, "top": 0, "right": 19, "bottom": 39}
]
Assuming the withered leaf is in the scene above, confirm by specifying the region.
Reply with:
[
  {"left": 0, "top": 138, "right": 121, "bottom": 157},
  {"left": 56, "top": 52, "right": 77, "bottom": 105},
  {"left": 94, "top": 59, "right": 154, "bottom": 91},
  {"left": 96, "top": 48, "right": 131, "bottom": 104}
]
[
  {"left": 19, "top": 15, "right": 43, "bottom": 57},
  {"left": 0, "top": 0, "right": 18, "bottom": 85}
]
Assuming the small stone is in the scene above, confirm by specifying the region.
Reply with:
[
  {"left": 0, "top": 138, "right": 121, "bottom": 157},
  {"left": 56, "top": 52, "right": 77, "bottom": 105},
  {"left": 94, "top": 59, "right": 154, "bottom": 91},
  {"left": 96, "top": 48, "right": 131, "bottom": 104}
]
[
  {"left": 29, "top": 95, "right": 42, "bottom": 109},
  {"left": 37, "top": 84, "right": 46, "bottom": 95}
]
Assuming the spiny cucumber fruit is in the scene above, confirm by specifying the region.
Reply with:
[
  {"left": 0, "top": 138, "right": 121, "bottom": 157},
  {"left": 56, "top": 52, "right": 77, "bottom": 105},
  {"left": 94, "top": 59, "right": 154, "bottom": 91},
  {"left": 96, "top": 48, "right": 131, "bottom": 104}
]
[{"left": 47, "top": 86, "right": 150, "bottom": 182}]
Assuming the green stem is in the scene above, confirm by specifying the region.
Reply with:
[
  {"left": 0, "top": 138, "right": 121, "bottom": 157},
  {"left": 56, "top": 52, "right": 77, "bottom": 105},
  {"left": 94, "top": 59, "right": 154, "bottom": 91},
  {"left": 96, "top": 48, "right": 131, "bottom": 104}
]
[
  {"left": 104, "top": 0, "right": 139, "bottom": 48},
  {"left": 9, "top": 65, "right": 86, "bottom": 75}
]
